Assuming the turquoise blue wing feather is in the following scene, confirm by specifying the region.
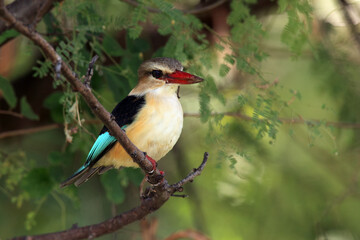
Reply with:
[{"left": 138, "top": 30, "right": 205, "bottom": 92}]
[
  {"left": 85, "top": 131, "right": 117, "bottom": 166},
  {"left": 60, "top": 95, "right": 145, "bottom": 187}
]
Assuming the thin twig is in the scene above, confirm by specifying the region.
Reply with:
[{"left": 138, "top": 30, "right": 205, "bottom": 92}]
[
  {"left": 164, "top": 229, "right": 211, "bottom": 240},
  {"left": 84, "top": 55, "right": 99, "bottom": 88},
  {"left": 184, "top": 112, "right": 360, "bottom": 129},
  {"left": 0, "top": 0, "right": 63, "bottom": 40},
  {"left": 0, "top": 110, "right": 23, "bottom": 118},
  {"left": 1, "top": 111, "right": 360, "bottom": 140},
  {"left": 0, "top": 3, "right": 209, "bottom": 239},
  {"left": 338, "top": 0, "right": 360, "bottom": 54},
  {"left": 55, "top": 57, "right": 62, "bottom": 80},
  {"left": 0, "top": 0, "right": 159, "bottom": 178},
  {"left": 122, "top": 0, "right": 228, "bottom": 15},
  {"left": 170, "top": 152, "right": 208, "bottom": 191},
  {"left": 0, "top": 123, "right": 60, "bottom": 139},
  {"left": 0, "top": 119, "right": 101, "bottom": 139},
  {"left": 11, "top": 152, "right": 209, "bottom": 240}
]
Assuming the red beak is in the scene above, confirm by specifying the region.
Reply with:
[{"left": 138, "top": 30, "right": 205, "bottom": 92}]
[{"left": 163, "top": 70, "right": 203, "bottom": 84}]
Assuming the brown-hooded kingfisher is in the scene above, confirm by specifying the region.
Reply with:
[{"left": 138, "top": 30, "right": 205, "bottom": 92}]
[{"left": 60, "top": 57, "right": 203, "bottom": 187}]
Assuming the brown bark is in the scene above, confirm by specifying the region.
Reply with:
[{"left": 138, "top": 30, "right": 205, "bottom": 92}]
[
  {"left": 0, "top": 0, "right": 61, "bottom": 34},
  {"left": 0, "top": 2, "right": 209, "bottom": 239}
]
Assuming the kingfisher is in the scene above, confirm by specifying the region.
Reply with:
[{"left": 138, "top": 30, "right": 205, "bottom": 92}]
[{"left": 60, "top": 57, "right": 203, "bottom": 187}]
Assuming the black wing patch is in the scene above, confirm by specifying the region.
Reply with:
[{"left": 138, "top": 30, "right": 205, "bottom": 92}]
[
  {"left": 99, "top": 95, "right": 146, "bottom": 134},
  {"left": 59, "top": 95, "right": 146, "bottom": 188}
]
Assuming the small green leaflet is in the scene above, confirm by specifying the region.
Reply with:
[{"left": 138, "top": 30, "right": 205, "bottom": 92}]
[
  {"left": 20, "top": 168, "right": 55, "bottom": 198},
  {"left": 219, "top": 64, "right": 230, "bottom": 77},
  {"left": 102, "top": 35, "right": 124, "bottom": 57},
  {"left": 100, "top": 170, "right": 126, "bottom": 204},
  {"left": 0, "top": 29, "right": 19, "bottom": 45},
  {"left": 20, "top": 96, "right": 39, "bottom": 120},
  {"left": 0, "top": 76, "right": 17, "bottom": 109}
]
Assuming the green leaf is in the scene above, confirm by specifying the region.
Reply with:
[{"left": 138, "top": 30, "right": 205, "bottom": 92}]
[
  {"left": 128, "top": 26, "right": 143, "bottom": 39},
  {"left": 25, "top": 211, "right": 36, "bottom": 230},
  {"left": 43, "top": 92, "right": 64, "bottom": 123},
  {"left": 199, "top": 90, "right": 211, "bottom": 123},
  {"left": 224, "top": 54, "right": 235, "bottom": 65},
  {"left": 0, "top": 29, "right": 19, "bottom": 45},
  {"left": 48, "top": 151, "right": 64, "bottom": 165},
  {"left": 219, "top": 64, "right": 230, "bottom": 77},
  {"left": 20, "top": 168, "right": 54, "bottom": 198},
  {"left": 102, "top": 35, "right": 124, "bottom": 57},
  {"left": 123, "top": 168, "right": 143, "bottom": 186},
  {"left": 43, "top": 92, "right": 63, "bottom": 108},
  {"left": 0, "top": 76, "right": 17, "bottom": 109},
  {"left": 20, "top": 96, "right": 39, "bottom": 120},
  {"left": 100, "top": 170, "right": 126, "bottom": 204},
  {"left": 103, "top": 67, "right": 131, "bottom": 102},
  {"left": 238, "top": 95, "right": 247, "bottom": 107},
  {"left": 128, "top": 3, "right": 147, "bottom": 39}
]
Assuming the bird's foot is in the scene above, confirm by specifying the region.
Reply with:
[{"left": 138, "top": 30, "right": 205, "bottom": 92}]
[
  {"left": 145, "top": 154, "right": 157, "bottom": 174},
  {"left": 144, "top": 154, "right": 165, "bottom": 184},
  {"left": 146, "top": 171, "right": 165, "bottom": 186}
]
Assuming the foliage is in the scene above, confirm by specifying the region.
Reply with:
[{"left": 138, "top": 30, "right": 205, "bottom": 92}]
[
  {"left": 0, "top": 29, "right": 19, "bottom": 45},
  {"left": 0, "top": 76, "right": 17, "bottom": 108},
  {"left": 279, "top": 0, "right": 313, "bottom": 57},
  {"left": 20, "top": 97, "right": 39, "bottom": 120},
  {"left": 1, "top": 0, "right": 360, "bottom": 239}
]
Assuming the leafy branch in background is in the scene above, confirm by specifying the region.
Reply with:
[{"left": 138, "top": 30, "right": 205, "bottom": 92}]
[
  {"left": 0, "top": 0, "right": 344, "bottom": 219},
  {"left": 0, "top": 0, "right": 209, "bottom": 238},
  {"left": 1, "top": 0, "right": 360, "bottom": 239}
]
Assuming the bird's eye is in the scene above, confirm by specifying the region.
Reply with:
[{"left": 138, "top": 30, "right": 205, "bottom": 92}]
[{"left": 151, "top": 70, "right": 163, "bottom": 79}]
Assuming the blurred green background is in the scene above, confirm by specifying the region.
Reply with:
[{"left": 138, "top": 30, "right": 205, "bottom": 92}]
[{"left": 1, "top": 0, "right": 360, "bottom": 239}]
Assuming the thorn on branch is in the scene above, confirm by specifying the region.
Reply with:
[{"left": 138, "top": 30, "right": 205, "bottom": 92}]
[
  {"left": 171, "top": 194, "right": 188, "bottom": 198},
  {"left": 55, "top": 57, "right": 62, "bottom": 80},
  {"left": 84, "top": 55, "right": 99, "bottom": 89},
  {"left": 141, "top": 186, "right": 157, "bottom": 200},
  {"left": 146, "top": 173, "right": 165, "bottom": 186},
  {"left": 110, "top": 113, "right": 116, "bottom": 121},
  {"left": 338, "top": 0, "right": 360, "bottom": 54},
  {"left": 130, "top": 151, "right": 138, "bottom": 159},
  {"left": 71, "top": 223, "right": 78, "bottom": 229},
  {"left": 170, "top": 152, "right": 209, "bottom": 193},
  {"left": 0, "top": 4, "right": 211, "bottom": 240}
]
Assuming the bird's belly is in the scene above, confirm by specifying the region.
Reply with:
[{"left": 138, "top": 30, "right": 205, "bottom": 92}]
[
  {"left": 143, "top": 112, "right": 183, "bottom": 160},
  {"left": 98, "top": 94, "right": 183, "bottom": 168},
  {"left": 130, "top": 97, "right": 184, "bottom": 161}
]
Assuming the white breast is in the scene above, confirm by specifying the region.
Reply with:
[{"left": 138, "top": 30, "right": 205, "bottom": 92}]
[{"left": 127, "top": 86, "right": 183, "bottom": 161}]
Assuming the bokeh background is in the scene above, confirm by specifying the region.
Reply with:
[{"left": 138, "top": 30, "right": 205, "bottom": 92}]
[{"left": 1, "top": 0, "right": 360, "bottom": 239}]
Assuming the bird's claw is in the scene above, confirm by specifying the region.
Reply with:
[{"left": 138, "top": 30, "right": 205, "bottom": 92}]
[
  {"left": 145, "top": 155, "right": 157, "bottom": 174},
  {"left": 144, "top": 154, "right": 165, "bottom": 185}
]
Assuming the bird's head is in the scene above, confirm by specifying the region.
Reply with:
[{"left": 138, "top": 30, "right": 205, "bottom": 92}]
[{"left": 130, "top": 57, "right": 203, "bottom": 95}]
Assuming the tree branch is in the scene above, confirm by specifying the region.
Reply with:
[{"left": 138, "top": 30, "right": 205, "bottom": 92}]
[
  {"left": 121, "top": 0, "right": 228, "bottom": 15},
  {"left": 0, "top": 109, "right": 23, "bottom": 118},
  {"left": 0, "top": 120, "right": 102, "bottom": 139},
  {"left": 1, "top": 112, "right": 360, "bottom": 140},
  {"left": 0, "top": 2, "right": 209, "bottom": 239},
  {"left": 164, "top": 229, "right": 210, "bottom": 240},
  {"left": 83, "top": 55, "right": 99, "bottom": 88},
  {"left": 11, "top": 153, "right": 208, "bottom": 240},
  {"left": 184, "top": 112, "right": 360, "bottom": 129},
  {"left": 0, "top": 0, "right": 62, "bottom": 46},
  {"left": 0, "top": 0, "right": 158, "bottom": 178},
  {"left": 338, "top": 0, "right": 360, "bottom": 54},
  {"left": 170, "top": 152, "right": 208, "bottom": 191},
  {"left": 0, "top": 123, "right": 60, "bottom": 139}
]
